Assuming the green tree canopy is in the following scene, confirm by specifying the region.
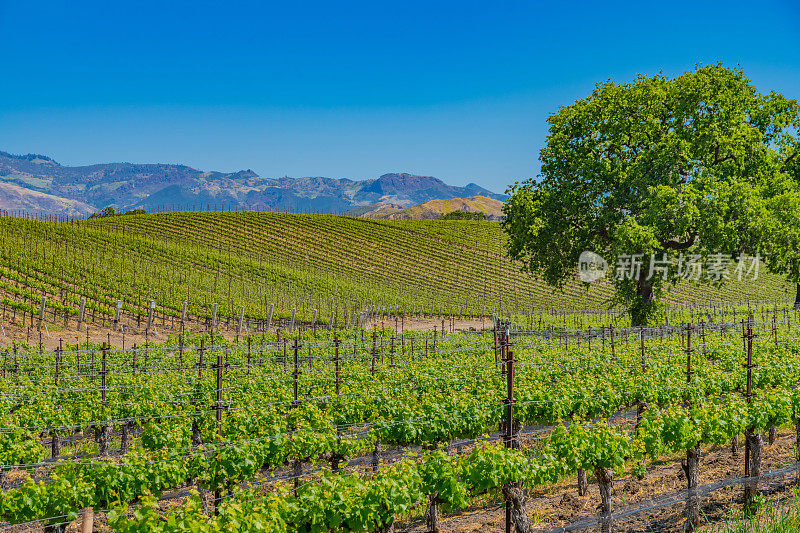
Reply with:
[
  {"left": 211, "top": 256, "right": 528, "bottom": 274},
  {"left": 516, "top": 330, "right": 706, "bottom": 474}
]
[
  {"left": 761, "top": 141, "right": 800, "bottom": 308},
  {"left": 502, "top": 64, "right": 799, "bottom": 324}
]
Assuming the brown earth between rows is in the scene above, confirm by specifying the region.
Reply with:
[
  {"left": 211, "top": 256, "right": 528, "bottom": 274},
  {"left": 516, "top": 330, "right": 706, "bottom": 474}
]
[
  {"left": 0, "top": 317, "right": 492, "bottom": 351},
  {"left": 403, "top": 430, "right": 799, "bottom": 533}
]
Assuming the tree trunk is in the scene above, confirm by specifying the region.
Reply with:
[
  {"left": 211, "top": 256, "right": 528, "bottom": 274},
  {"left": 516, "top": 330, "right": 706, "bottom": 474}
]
[
  {"left": 293, "top": 460, "right": 302, "bottom": 492},
  {"left": 51, "top": 429, "right": 61, "bottom": 459},
  {"left": 744, "top": 431, "right": 763, "bottom": 516},
  {"left": 372, "top": 435, "right": 381, "bottom": 473},
  {"left": 577, "top": 468, "right": 588, "bottom": 496},
  {"left": 794, "top": 283, "right": 800, "bottom": 310},
  {"left": 594, "top": 466, "right": 614, "bottom": 533},
  {"left": 426, "top": 493, "right": 441, "bottom": 533},
  {"left": 635, "top": 401, "right": 645, "bottom": 430},
  {"left": 769, "top": 425, "right": 777, "bottom": 446},
  {"left": 330, "top": 454, "right": 343, "bottom": 473},
  {"left": 192, "top": 420, "right": 202, "bottom": 447},
  {"left": 120, "top": 422, "right": 130, "bottom": 455},
  {"left": 502, "top": 481, "right": 532, "bottom": 533},
  {"left": 95, "top": 425, "right": 110, "bottom": 456},
  {"left": 731, "top": 434, "right": 739, "bottom": 457},
  {"left": 631, "top": 270, "right": 654, "bottom": 327},
  {"left": 683, "top": 444, "right": 701, "bottom": 531}
]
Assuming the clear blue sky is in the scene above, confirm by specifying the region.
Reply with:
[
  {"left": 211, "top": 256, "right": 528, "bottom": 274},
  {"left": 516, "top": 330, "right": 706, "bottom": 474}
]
[{"left": 1, "top": 0, "right": 799, "bottom": 193}]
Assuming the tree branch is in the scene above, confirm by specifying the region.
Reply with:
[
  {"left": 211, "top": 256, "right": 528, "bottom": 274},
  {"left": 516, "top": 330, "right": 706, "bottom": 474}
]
[
  {"left": 782, "top": 151, "right": 797, "bottom": 171},
  {"left": 552, "top": 207, "right": 612, "bottom": 244},
  {"left": 662, "top": 234, "right": 697, "bottom": 250},
  {"left": 590, "top": 227, "right": 613, "bottom": 244},
  {"left": 711, "top": 142, "right": 737, "bottom": 166}
]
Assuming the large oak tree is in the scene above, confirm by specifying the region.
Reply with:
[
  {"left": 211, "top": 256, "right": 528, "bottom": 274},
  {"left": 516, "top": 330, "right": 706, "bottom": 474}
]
[{"left": 502, "top": 64, "right": 799, "bottom": 325}]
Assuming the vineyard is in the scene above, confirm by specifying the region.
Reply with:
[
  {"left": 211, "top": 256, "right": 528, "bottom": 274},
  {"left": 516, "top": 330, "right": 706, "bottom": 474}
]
[
  {"left": 0, "top": 211, "right": 794, "bottom": 336},
  {"left": 0, "top": 304, "right": 799, "bottom": 531},
  {"left": 1, "top": 210, "right": 799, "bottom": 532},
  {"left": 5, "top": 6, "right": 800, "bottom": 532}
]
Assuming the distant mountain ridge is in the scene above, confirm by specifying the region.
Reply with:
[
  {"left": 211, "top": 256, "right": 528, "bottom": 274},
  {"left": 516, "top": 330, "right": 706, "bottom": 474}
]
[{"left": 0, "top": 150, "right": 507, "bottom": 216}]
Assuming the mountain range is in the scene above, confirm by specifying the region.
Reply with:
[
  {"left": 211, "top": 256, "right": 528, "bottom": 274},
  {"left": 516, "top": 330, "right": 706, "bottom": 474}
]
[{"left": 0, "top": 151, "right": 507, "bottom": 217}]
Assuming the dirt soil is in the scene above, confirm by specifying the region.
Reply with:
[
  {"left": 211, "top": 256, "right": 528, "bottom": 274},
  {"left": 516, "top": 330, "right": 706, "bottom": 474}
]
[
  {"left": 0, "top": 317, "right": 493, "bottom": 350},
  {"left": 0, "top": 319, "right": 178, "bottom": 351},
  {"left": 402, "top": 430, "right": 800, "bottom": 533}
]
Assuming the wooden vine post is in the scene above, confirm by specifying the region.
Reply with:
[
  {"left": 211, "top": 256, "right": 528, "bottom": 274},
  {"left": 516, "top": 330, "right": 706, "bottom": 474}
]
[
  {"left": 371, "top": 331, "right": 377, "bottom": 376},
  {"left": 278, "top": 334, "right": 288, "bottom": 374},
  {"left": 634, "top": 325, "right": 647, "bottom": 480},
  {"left": 330, "top": 334, "right": 344, "bottom": 472},
  {"left": 50, "top": 342, "right": 63, "bottom": 459},
  {"left": 192, "top": 339, "right": 205, "bottom": 447},
  {"left": 55, "top": 340, "right": 61, "bottom": 387},
  {"left": 213, "top": 345, "right": 224, "bottom": 514},
  {"left": 236, "top": 306, "right": 245, "bottom": 342},
  {"left": 594, "top": 324, "right": 615, "bottom": 533},
  {"left": 81, "top": 506, "right": 94, "bottom": 533},
  {"left": 743, "top": 317, "right": 762, "bottom": 516},
  {"left": 77, "top": 297, "right": 86, "bottom": 331},
  {"left": 144, "top": 329, "right": 149, "bottom": 372},
  {"left": 246, "top": 336, "right": 251, "bottom": 376},
  {"left": 500, "top": 325, "right": 530, "bottom": 533},
  {"left": 501, "top": 326, "right": 508, "bottom": 377},
  {"left": 291, "top": 339, "right": 303, "bottom": 492},
  {"left": 493, "top": 323, "right": 499, "bottom": 369},
  {"left": 97, "top": 342, "right": 109, "bottom": 457},
  {"left": 683, "top": 323, "right": 700, "bottom": 531},
  {"left": 602, "top": 325, "right": 606, "bottom": 352},
  {"left": 178, "top": 334, "right": 184, "bottom": 370},
  {"left": 609, "top": 325, "right": 615, "bottom": 361},
  {"left": 636, "top": 325, "right": 647, "bottom": 424},
  {"left": 700, "top": 321, "right": 706, "bottom": 356},
  {"left": 773, "top": 310, "right": 778, "bottom": 348},
  {"left": 333, "top": 334, "right": 340, "bottom": 395},
  {"left": 75, "top": 337, "right": 81, "bottom": 376},
  {"left": 37, "top": 295, "right": 46, "bottom": 331}
]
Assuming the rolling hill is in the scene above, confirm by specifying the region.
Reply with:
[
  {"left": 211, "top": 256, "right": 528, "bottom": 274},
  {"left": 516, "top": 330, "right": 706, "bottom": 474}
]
[
  {"left": 0, "top": 211, "right": 791, "bottom": 329},
  {"left": 352, "top": 196, "right": 505, "bottom": 220}
]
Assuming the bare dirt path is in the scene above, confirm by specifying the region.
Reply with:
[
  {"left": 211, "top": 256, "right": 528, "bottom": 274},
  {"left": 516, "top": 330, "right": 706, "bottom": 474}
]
[{"left": 0, "top": 316, "right": 494, "bottom": 350}]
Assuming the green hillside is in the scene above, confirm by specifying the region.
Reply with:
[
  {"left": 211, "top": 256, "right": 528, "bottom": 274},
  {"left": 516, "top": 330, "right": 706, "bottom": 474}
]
[{"left": 0, "top": 212, "right": 792, "bottom": 327}]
